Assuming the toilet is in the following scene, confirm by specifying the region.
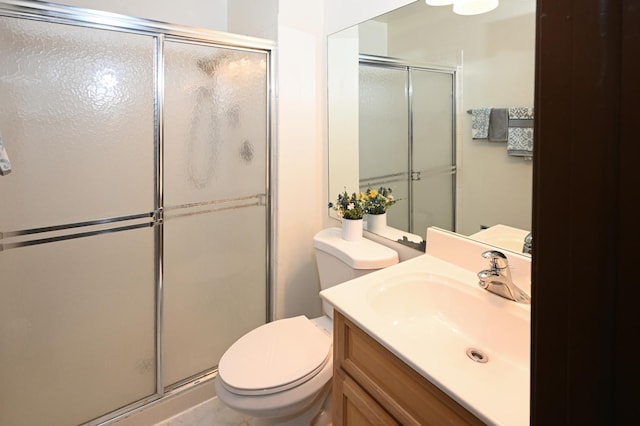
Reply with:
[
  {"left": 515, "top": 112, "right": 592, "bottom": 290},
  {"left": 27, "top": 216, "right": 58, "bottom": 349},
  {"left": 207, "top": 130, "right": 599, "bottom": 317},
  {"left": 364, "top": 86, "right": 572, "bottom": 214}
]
[{"left": 214, "top": 227, "right": 399, "bottom": 425}]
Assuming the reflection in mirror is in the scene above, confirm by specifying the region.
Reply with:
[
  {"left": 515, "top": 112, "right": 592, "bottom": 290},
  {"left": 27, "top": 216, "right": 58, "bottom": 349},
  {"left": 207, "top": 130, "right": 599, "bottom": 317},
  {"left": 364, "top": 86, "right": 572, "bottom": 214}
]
[
  {"left": 469, "top": 224, "right": 531, "bottom": 257},
  {"left": 328, "top": 0, "right": 536, "bottom": 255},
  {"left": 359, "top": 57, "right": 456, "bottom": 238}
]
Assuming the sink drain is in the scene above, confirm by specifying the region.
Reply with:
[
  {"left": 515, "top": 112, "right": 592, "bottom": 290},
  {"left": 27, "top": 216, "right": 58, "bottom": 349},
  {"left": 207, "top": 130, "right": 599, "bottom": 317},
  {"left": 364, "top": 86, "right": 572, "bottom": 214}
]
[{"left": 466, "top": 348, "right": 488, "bottom": 363}]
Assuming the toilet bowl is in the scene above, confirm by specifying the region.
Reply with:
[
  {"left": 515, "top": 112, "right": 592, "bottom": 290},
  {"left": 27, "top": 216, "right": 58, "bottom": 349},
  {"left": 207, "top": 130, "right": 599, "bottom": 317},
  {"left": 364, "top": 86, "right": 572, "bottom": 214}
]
[
  {"left": 215, "top": 228, "right": 399, "bottom": 425},
  {"left": 215, "top": 315, "right": 333, "bottom": 425}
]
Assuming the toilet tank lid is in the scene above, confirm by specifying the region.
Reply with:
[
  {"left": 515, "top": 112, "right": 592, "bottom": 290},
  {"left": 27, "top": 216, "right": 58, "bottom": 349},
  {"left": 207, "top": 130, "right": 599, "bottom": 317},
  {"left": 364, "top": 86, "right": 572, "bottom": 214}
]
[{"left": 313, "top": 227, "right": 399, "bottom": 270}]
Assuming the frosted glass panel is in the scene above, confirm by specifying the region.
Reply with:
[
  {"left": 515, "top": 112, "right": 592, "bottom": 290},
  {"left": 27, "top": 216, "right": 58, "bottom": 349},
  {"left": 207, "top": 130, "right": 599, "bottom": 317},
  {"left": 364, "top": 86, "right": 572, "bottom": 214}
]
[
  {"left": 384, "top": 178, "right": 410, "bottom": 232},
  {"left": 162, "top": 41, "right": 268, "bottom": 387},
  {"left": 0, "top": 17, "right": 155, "bottom": 231},
  {"left": 359, "top": 65, "right": 409, "bottom": 231},
  {"left": 0, "top": 229, "right": 156, "bottom": 426},
  {"left": 359, "top": 65, "right": 409, "bottom": 182},
  {"left": 163, "top": 206, "right": 267, "bottom": 387},
  {"left": 0, "top": 8, "right": 272, "bottom": 423},
  {"left": 163, "top": 41, "right": 268, "bottom": 207},
  {"left": 358, "top": 63, "right": 455, "bottom": 235},
  {"left": 413, "top": 172, "right": 455, "bottom": 234},
  {"left": 412, "top": 69, "right": 455, "bottom": 233},
  {"left": 412, "top": 70, "right": 455, "bottom": 170}
]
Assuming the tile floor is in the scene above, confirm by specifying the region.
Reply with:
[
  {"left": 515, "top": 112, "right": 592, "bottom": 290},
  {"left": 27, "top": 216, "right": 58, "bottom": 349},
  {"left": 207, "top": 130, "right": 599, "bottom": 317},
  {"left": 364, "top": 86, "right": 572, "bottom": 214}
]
[{"left": 152, "top": 398, "right": 255, "bottom": 426}]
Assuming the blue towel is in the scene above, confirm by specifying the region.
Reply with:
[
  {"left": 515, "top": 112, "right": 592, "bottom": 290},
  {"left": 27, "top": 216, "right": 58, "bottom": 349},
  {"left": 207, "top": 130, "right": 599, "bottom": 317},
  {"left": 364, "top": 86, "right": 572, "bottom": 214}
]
[
  {"left": 471, "top": 108, "right": 490, "bottom": 139},
  {"left": 0, "top": 134, "right": 11, "bottom": 176}
]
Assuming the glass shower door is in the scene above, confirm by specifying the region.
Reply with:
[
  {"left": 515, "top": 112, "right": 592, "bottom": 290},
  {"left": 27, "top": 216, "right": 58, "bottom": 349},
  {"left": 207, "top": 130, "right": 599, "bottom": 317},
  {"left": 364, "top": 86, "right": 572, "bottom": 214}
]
[
  {"left": 162, "top": 40, "right": 269, "bottom": 388},
  {"left": 359, "top": 60, "right": 456, "bottom": 237},
  {"left": 411, "top": 69, "right": 456, "bottom": 234},
  {"left": 359, "top": 64, "right": 410, "bottom": 231},
  {"left": 0, "top": 16, "right": 157, "bottom": 426},
  {"left": 1, "top": 3, "right": 273, "bottom": 423}
]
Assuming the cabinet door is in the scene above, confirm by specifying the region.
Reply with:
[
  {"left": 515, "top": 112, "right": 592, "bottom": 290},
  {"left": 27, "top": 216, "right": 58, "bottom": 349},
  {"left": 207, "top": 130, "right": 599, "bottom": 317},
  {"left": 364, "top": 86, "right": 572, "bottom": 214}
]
[
  {"left": 334, "top": 311, "right": 485, "bottom": 426},
  {"left": 334, "top": 368, "right": 399, "bottom": 426}
]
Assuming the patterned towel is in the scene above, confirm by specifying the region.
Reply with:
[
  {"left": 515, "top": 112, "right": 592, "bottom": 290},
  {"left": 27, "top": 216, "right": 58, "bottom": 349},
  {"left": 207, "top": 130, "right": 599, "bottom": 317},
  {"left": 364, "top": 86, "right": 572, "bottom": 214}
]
[
  {"left": 471, "top": 108, "right": 491, "bottom": 139},
  {"left": 508, "top": 107, "right": 534, "bottom": 120},
  {"left": 507, "top": 107, "right": 534, "bottom": 157},
  {"left": 507, "top": 128, "right": 534, "bottom": 157},
  {"left": 0, "top": 135, "right": 12, "bottom": 176}
]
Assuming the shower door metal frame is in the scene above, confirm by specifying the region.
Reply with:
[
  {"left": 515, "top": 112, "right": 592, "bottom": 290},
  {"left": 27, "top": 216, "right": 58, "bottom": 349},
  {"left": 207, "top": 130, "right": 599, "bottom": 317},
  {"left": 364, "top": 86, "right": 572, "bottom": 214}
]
[
  {"left": 0, "top": 1, "right": 276, "bottom": 424},
  {"left": 358, "top": 54, "right": 457, "bottom": 234}
]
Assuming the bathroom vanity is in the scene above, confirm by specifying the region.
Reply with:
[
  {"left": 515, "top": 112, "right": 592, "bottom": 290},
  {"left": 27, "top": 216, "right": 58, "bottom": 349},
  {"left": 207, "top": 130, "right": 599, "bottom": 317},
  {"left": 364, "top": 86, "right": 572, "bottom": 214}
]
[
  {"left": 332, "top": 311, "right": 483, "bottom": 425},
  {"left": 321, "top": 227, "right": 531, "bottom": 426}
]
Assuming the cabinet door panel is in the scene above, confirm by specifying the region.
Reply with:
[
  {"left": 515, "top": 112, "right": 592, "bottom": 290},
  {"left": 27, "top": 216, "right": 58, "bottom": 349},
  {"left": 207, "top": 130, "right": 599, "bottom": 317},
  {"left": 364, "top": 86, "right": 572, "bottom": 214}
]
[
  {"left": 334, "top": 368, "right": 399, "bottom": 426},
  {"left": 334, "top": 311, "right": 485, "bottom": 426}
]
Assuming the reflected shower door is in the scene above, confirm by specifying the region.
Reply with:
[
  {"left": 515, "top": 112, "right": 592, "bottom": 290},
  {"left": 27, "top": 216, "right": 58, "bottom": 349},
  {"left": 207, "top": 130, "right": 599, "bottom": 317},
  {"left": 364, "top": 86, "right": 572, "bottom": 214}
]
[
  {"left": 0, "top": 16, "right": 157, "bottom": 426},
  {"left": 359, "top": 61, "right": 456, "bottom": 236},
  {"left": 162, "top": 40, "right": 269, "bottom": 388},
  {"left": 359, "top": 64, "right": 410, "bottom": 231},
  {"left": 411, "top": 69, "right": 456, "bottom": 233}
]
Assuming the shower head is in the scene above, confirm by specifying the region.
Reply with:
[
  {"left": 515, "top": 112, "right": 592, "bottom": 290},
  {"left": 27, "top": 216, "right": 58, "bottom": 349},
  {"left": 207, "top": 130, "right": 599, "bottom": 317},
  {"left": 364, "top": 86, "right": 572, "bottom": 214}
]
[{"left": 197, "top": 54, "right": 227, "bottom": 76}]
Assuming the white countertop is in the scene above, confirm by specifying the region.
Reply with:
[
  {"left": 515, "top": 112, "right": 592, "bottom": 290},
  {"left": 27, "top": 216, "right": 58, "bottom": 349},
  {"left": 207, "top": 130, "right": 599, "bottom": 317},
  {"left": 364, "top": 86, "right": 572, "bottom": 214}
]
[{"left": 320, "top": 252, "right": 530, "bottom": 425}]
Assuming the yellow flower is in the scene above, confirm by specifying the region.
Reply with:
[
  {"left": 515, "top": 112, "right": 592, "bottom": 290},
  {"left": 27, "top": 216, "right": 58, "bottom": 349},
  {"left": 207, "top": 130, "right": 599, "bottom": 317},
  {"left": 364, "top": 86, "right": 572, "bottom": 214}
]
[{"left": 363, "top": 186, "right": 399, "bottom": 214}]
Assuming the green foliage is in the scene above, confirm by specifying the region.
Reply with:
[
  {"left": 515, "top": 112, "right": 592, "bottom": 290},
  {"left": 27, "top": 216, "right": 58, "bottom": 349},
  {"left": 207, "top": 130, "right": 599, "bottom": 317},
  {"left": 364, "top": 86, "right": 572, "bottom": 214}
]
[
  {"left": 329, "top": 186, "right": 399, "bottom": 219},
  {"left": 328, "top": 189, "right": 366, "bottom": 220},
  {"left": 364, "top": 187, "right": 398, "bottom": 215}
]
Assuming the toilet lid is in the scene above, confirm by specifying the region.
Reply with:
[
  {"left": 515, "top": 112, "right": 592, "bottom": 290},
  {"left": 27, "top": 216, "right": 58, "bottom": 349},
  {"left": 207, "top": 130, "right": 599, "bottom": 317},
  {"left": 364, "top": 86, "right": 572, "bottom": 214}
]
[{"left": 218, "top": 315, "right": 332, "bottom": 396}]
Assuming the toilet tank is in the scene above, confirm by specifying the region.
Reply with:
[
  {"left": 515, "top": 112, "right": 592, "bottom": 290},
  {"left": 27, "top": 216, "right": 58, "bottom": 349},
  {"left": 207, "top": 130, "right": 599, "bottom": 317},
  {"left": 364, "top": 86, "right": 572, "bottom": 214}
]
[{"left": 313, "top": 227, "right": 399, "bottom": 317}]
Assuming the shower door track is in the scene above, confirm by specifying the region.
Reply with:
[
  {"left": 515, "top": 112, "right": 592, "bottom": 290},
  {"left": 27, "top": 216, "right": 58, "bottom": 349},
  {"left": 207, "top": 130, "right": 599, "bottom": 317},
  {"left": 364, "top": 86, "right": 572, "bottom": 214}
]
[{"left": 0, "top": 2, "right": 275, "bottom": 425}]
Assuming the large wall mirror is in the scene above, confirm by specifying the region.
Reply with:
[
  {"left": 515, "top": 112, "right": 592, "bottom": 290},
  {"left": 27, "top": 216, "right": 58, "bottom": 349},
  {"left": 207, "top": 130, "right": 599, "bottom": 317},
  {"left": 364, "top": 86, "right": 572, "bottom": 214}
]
[{"left": 328, "top": 0, "right": 536, "bottom": 255}]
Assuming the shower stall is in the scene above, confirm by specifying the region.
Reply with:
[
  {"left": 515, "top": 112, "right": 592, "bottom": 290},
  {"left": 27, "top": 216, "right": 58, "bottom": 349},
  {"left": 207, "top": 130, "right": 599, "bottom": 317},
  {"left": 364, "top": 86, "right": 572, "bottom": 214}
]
[
  {"left": 0, "top": 2, "right": 273, "bottom": 425},
  {"left": 358, "top": 56, "right": 456, "bottom": 235}
]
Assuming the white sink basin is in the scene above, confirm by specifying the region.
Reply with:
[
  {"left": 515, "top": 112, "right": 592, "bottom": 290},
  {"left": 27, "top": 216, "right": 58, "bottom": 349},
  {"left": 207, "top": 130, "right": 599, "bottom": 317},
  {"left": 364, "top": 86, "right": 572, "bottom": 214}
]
[
  {"left": 366, "top": 270, "right": 529, "bottom": 368},
  {"left": 367, "top": 272, "right": 463, "bottom": 326},
  {"left": 321, "top": 253, "right": 530, "bottom": 425}
]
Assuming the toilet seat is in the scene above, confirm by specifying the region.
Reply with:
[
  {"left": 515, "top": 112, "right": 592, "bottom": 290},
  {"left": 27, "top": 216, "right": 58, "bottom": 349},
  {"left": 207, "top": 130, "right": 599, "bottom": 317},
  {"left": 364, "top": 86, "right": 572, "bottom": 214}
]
[{"left": 218, "top": 315, "right": 332, "bottom": 396}]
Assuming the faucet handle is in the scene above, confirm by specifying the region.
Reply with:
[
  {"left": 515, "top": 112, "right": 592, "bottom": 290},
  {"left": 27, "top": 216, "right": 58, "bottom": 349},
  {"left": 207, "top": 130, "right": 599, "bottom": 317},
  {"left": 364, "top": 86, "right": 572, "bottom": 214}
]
[
  {"left": 477, "top": 269, "right": 498, "bottom": 288},
  {"left": 481, "top": 250, "right": 509, "bottom": 270}
]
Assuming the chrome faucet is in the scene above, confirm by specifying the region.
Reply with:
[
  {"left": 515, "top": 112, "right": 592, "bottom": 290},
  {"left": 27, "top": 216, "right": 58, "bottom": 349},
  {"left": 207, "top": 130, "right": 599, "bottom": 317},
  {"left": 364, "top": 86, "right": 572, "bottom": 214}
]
[{"left": 477, "top": 250, "right": 531, "bottom": 304}]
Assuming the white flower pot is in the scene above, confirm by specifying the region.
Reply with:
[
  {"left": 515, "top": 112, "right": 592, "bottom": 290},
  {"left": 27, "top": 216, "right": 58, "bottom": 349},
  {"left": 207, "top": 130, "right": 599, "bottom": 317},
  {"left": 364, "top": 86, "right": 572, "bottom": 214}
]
[
  {"left": 341, "top": 218, "right": 363, "bottom": 241},
  {"left": 366, "top": 212, "right": 387, "bottom": 234}
]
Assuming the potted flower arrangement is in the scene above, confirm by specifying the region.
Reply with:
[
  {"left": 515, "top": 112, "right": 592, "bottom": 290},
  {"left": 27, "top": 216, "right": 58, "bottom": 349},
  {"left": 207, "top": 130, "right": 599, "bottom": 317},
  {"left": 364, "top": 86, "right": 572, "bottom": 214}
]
[
  {"left": 364, "top": 187, "right": 397, "bottom": 215},
  {"left": 364, "top": 187, "right": 397, "bottom": 233},
  {"left": 329, "top": 189, "right": 366, "bottom": 240}
]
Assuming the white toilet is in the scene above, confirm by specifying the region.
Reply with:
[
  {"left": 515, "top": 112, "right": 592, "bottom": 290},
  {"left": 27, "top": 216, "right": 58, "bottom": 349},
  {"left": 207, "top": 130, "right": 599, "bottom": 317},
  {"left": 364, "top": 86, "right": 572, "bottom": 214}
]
[{"left": 214, "top": 227, "right": 399, "bottom": 425}]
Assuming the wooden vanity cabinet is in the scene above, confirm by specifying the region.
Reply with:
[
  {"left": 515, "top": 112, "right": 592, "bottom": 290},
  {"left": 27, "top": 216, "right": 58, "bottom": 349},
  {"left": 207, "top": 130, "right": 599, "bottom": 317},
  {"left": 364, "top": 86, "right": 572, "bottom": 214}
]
[{"left": 332, "top": 311, "right": 485, "bottom": 426}]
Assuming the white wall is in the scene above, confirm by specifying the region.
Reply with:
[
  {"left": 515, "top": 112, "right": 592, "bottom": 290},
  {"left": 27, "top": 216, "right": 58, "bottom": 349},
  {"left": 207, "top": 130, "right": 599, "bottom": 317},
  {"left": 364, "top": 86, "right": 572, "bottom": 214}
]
[
  {"left": 359, "top": 20, "right": 388, "bottom": 56},
  {"left": 324, "top": 0, "right": 414, "bottom": 35},
  {"left": 227, "top": 0, "right": 278, "bottom": 40},
  {"left": 272, "top": 0, "right": 326, "bottom": 318},
  {"left": 46, "top": 0, "right": 228, "bottom": 30}
]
